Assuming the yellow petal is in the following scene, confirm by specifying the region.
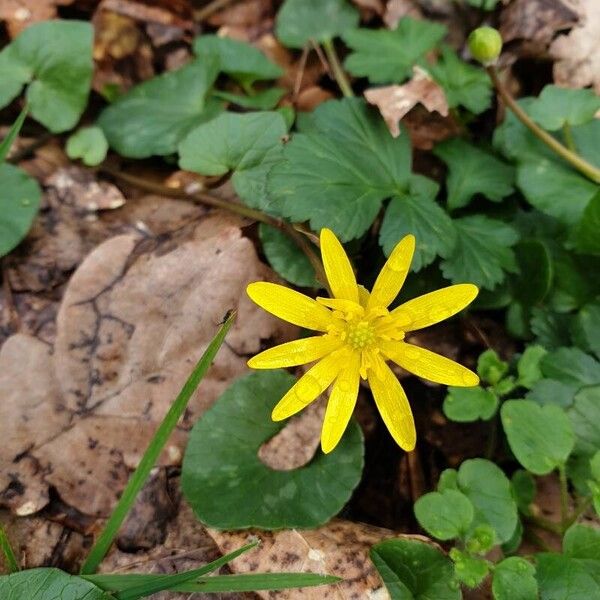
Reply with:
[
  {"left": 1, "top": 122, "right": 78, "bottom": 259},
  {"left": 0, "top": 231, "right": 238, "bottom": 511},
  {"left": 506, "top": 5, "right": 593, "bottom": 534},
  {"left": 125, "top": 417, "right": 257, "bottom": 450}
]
[
  {"left": 247, "top": 282, "right": 333, "bottom": 331},
  {"left": 321, "top": 353, "right": 361, "bottom": 453},
  {"left": 320, "top": 228, "right": 359, "bottom": 302},
  {"left": 358, "top": 285, "right": 370, "bottom": 308},
  {"left": 368, "top": 234, "right": 415, "bottom": 310},
  {"left": 390, "top": 284, "right": 478, "bottom": 332},
  {"left": 368, "top": 356, "right": 416, "bottom": 451},
  {"left": 382, "top": 341, "right": 479, "bottom": 387},
  {"left": 271, "top": 350, "right": 346, "bottom": 421},
  {"left": 248, "top": 335, "right": 342, "bottom": 369}
]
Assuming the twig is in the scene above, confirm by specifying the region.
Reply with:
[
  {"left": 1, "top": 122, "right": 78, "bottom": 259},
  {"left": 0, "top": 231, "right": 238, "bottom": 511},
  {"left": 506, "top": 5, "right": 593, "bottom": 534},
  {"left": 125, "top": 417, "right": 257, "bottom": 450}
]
[
  {"left": 487, "top": 66, "right": 600, "bottom": 184},
  {"left": 194, "top": 0, "right": 236, "bottom": 21},
  {"left": 99, "top": 166, "right": 329, "bottom": 293},
  {"left": 293, "top": 45, "right": 310, "bottom": 100},
  {"left": 322, "top": 38, "right": 354, "bottom": 98}
]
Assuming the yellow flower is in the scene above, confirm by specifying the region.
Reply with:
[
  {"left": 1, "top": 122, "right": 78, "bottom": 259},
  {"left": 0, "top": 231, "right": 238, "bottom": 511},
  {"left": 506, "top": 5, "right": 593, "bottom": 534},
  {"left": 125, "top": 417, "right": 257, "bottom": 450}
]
[{"left": 246, "top": 229, "right": 479, "bottom": 454}]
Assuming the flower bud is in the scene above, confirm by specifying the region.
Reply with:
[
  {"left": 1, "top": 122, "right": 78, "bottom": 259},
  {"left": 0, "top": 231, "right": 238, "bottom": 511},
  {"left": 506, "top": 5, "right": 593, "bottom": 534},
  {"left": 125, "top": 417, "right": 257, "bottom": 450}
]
[{"left": 468, "top": 26, "right": 502, "bottom": 65}]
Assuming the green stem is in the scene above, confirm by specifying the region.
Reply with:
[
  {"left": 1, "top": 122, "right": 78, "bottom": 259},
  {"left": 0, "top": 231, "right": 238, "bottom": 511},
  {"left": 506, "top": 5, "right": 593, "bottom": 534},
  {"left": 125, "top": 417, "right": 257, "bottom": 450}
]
[
  {"left": 558, "top": 464, "right": 569, "bottom": 532},
  {"left": 562, "top": 122, "right": 576, "bottom": 152},
  {"left": 525, "top": 514, "right": 562, "bottom": 535},
  {"left": 564, "top": 497, "right": 593, "bottom": 530},
  {"left": 322, "top": 38, "right": 354, "bottom": 98},
  {"left": 0, "top": 524, "right": 19, "bottom": 572},
  {"left": 487, "top": 66, "right": 600, "bottom": 184},
  {"left": 98, "top": 166, "right": 330, "bottom": 294},
  {"left": 80, "top": 314, "right": 235, "bottom": 575}
]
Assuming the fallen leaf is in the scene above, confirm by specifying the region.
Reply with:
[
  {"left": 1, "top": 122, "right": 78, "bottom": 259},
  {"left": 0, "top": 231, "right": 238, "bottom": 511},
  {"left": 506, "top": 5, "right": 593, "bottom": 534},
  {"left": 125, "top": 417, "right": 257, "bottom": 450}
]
[
  {"left": 0, "top": 214, "right": 297, "bottom": 516},
  {"left": 0, "top": 0, "right": 75, "bottom": 38},
  {"left": 550, "top": 0, "right": 600, "bottom": 93},
  {"left": 365, "top": 67, "right": 449, "bottom": 137},
  {"left": 209, "top": 519, "right": 432, "bottom": 599},
  {"left": 402, "top": 105, "right": 460, "bottom": 150},
  {"left": 352, "top": 0, "right": 385, "bottom": 17},
  {"left": 383, "top": 0, "right": 422, "bottom": 29}
]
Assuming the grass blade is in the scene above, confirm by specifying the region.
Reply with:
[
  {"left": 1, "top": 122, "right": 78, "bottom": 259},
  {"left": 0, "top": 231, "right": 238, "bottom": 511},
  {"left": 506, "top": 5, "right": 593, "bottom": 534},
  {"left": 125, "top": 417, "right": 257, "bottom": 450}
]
[
  {"left": 0, "top": 104, "right": 28, "bottom": 163},
  {"left": 0, "top": 524, "right": 19, "bottom": 572},
  {"left": 80, "top": 313, "right": 236, "bottom": 575}
]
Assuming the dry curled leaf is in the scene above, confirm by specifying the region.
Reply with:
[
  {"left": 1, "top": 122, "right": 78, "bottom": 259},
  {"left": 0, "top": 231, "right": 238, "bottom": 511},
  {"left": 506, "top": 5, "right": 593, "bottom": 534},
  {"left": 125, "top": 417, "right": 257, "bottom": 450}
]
[
  {"left": 550, "top": 0, "right": 600, "bottom": 93},
  {"left": 0, "top": 214, "right": 296, "bottom": 517},
  {"left": 365, "top": 67, "right": 448, "bottom": 138}
]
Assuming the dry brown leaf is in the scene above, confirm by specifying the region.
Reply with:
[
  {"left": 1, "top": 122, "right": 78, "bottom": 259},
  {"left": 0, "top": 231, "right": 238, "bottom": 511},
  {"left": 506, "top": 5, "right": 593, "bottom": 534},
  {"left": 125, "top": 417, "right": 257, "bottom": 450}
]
[
  {"left": 0, "top": 0, "right": 74, "bottom": 38},
  {"left": 352, "top": 0, "right": 385, "bottom": 16},
  {"left": 0, "top": 214, "right": 297, "bottom": 516},
  {"left": 209, "top": 519, "right": 433, "bottom": 599},
  {"left": 365, "top": 67, "right": 449, "bottom": 138},
  {"left": 383, "top": 0, "right": 422, "bottom": 29},
  {"left": 550, "top": 0, "right": 600, "bottom": 93}
]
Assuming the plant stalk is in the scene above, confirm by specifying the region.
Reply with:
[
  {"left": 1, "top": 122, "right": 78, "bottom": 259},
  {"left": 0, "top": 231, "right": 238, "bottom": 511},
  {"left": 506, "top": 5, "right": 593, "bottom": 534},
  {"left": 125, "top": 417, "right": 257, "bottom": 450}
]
[
  {"left": 487, "top": 66, "right": 600, "bottom": 184},
  {"left": 558, "top": 463, "right": 569, "bottom": 532},
  {"left": 322, "top": 38, "right": 354, "bottom": 98},
  {"left": 0, "top": 524, "right": 19, "bottom": 572}
]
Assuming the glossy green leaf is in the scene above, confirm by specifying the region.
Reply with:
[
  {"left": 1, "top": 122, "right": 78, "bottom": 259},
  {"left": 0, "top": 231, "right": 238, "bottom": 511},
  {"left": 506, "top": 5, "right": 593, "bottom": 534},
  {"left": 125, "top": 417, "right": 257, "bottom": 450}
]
[
  {"left": 98, "top": 59, "right": 220, "bottom": 158},
  {"left": 342, "top": 17, "right": 445, "bottom": 84},
  {"left": 426, "top": 45, "right": 491, "bottom": 114},
  {"left": 571, "top": 301, "right": 600, "bottom": 358},
  {"left": 540, "top": 348, "right": 600, "bottom": 387},
  {"left": 434, "top": 138, "right": 514, "bottom": 210},
  {"left": 179, "top": 111, "right": 286, "bottom": 211},
  {"left": 414, "top": 489, "right": 474, "bottom": 540},
  {"left": 193, "top": 35, "right": 282, "bottom": 86},
  {"left": 370, "top": 538, "right": 460, "bottom": 600},
  {"left": 441, "top": 215, "right": 519, "bottom": 289},
  {"left": 530, "top": 308, "right": 572, "bottom": 350},
  {"left": 267, "top": 98, "right": 412, "bottom": 241},
  {"left": 259, "top": 223, "right": 318, "bottom": 287},
  {"left": 501, "top": 400, "right": 574, "bottom": 474},
  {"left": 564, "top": 524, "right": 600, "bottom": 560},
  {"left": 443, "top": 386, "right": 498, "bottom": 422},
  {"left": 0, "top": 104, "right": 28, "bottom": 163},
  {"left": 516, "top": 345, "right": 547, "bottom": 389},
  {"left": 511, "top": 469, "right": 536, "bottom": 515},
  {"left": 379, "top": 175, "right": 456, "bottom": 271},
  {"left": 512, "top": 239, "right": 553, "bottom": 306},
  {"left": 492, "top": 557, "right": 538, "bottom": 600},
  {"left": 477, "top": 349, "right": 509, "bottom": 386},
  {"left": 569, "top": 385, "right": 600, "bottom": 457},
  {"left": 527, "top": 85, "right": 600, "bottom": 131},
  {"left": 0, "top": 21, "right": 93, "bottom": 132},
  {"left": 457, "top": 458, "right": 518, "bottom": 543},
  {"left": 275, "top": 0, "right": 359, "bottom": 48},
  {"left": 438, "top": 468, "right": 459, "bottom": 492},
  {"left": 181, "top": 370, "right": 364, "bottom": 529},
  {"left": 212, "top": 88, "right": 285, "bottom": 110},
  {"left": 66, "top": 126, "right": 108, "bottom": 166},
  {"left": 572, "top": 189, "right": 600, "bottom": 256},
  {"left": 536, "top": 553, "right": 600, "bottom": 599},
  {"left": 449, "top": 548, "right": 489, "bottom": 588},
  {"left": 526, "top": 379, "right": 579, "bottom": 409},
  {"left": 0, "top": 163, "right": 41, "bottom": 257},
  {"left": 0, "top": 568, "right": 110, "bottom": 600}
]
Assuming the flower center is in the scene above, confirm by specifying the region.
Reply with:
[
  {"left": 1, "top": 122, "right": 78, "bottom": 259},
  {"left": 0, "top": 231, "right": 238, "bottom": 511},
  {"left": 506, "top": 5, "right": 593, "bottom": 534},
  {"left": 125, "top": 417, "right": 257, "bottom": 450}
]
[{"left": 347, "top": 320, "right": 375, "bottom": 350}]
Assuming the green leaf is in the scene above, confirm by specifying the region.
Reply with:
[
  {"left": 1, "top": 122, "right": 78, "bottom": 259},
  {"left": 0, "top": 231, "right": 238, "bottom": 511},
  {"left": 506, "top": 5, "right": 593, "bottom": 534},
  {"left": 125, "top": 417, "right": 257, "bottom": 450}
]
[
  {"left": 457, "top": 458, "right": 518, "bottom": 543},
  {"left": 511, "top": 469, "right": 536, "bottom": 515},
  {"left": 193, "top": 35, "right": 282, "bottom": 86},
  {"left": 267, "top": 98, "right": 412, "bottom": 241},
  {"left": 259, "top": 224, "right": 318, "bottom": 287},
  {"left": 0, "top": 21, "right": 93, "bottom": 133},
  {"left": 516, "top": 345, "right": 548, "bottom": 389},
  {"left": 370, "top": 538, "right": 460, "bottom": 600},
  {"left": 179, "top": 111, "right": 286, "bottom": 211},
  {"left": 449, "top": 548, "right": 489, "bottom": 588},
  {"left": 275, "top": 0, "right": 359, "bottom": 48},
  {"left": 516, "top": 159, "right": 598, "bottom": 225},
  {"left": 477, "top": 349, "right": 509, "bottom": 386},
  {"left": 527, "top": 86, "right": 600, "bottom": 131},
  {"left": 536, "top": 553, "right": 600, "bottom": 599},
  {"left": 527, "top": 379, "right": 578, "bottom": 409},
  {"left": 549, "top": 251, "right": 600, "bottom": 312},
  {"left": 426, "top": 45, "right": 491, "bottom": 114},
  {"left": 466, "top": 0, "right": 500, "bottom": 9},
  {"left": 591, "top": 451, "right": 600, "bottom": 481},
  {"left": 512, "top": 239, "right": 553, "bottom": 306},
  {"left": 342, "top": 17, "right": 446, "bottom": 84},
  {"left": 501, "top": 400, "right": 575, "bottom": 475},
  {"left": 443, "top": 386, "right": 498, "bottom": 422},
  {"left": 414, "top": 489, "right": 474, "bottom": 540},
  {"left": 0, "top": 568, "right": 111, "bottom": 599},
  {"left": 564, "top": 524, "right": 600, "bottom": 560},
  {"left": 465, "top": 524, "right": 496, "bottom": 555},
  {"left": 438, "top": 468, "right": 459, "bottom": 492},
  {"left": 181, "top": 370, "right": 364, "bottom": 529},
  {"left": 568, "top": 385, "right": 600, "bottom": 457},
  {"left": 98, "top": 59, "right": 220, "bottom": 158},
  {"left": 0, "top": 163, "right": 41, "bottom": 257},
  {"left": 492, "top": 557, "right": 538, "bottom": 600},
  {"left": 572, "top": 190, "right": 600, "bottom": 256},
  {"left": 379, "top": 175, "right": 456, "bottom": 271},
  {"left": 433, "top": 138, "right": 514, "bottom": 210},
  {"left": 0, "top": 104, "right": 28, "bottom": 163},
  {"left": 540, "top": 348, "right": 600, "bottom": 387},
  {"left": 212, "top": 88, "right": 285, "bottom": 110},
  {"left": 571, "top": 301, "right": 600, "bottom": 358},
  {"left": 66, "top": 126, "right": 108, "bottom": 166},
  {"left": 441, "top": 215, "right": 519, "bottom": 290},
  {"left": 530, "top": 308, "right": 572, "bottom": 350}
]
